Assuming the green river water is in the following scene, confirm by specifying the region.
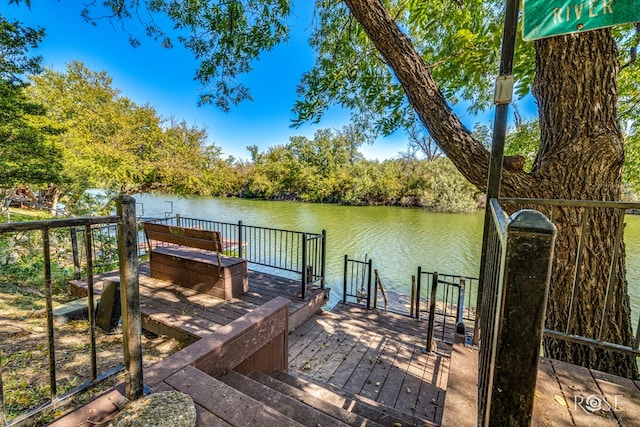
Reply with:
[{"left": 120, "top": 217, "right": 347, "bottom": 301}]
[{"left": 135, "top": 193, "right": 640, "bottom": 328}]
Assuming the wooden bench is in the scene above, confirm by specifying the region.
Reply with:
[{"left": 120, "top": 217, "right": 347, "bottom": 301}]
[{"left": 143, "top": 222, "right": 248, "bottom": 300}]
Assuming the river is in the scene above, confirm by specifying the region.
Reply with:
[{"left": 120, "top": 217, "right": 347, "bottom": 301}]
[{"left": 134, "top": 193, "right": 640, "bottom": 328}]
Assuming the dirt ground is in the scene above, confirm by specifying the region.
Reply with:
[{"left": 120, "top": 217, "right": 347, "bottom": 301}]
[{"left": 0, "top": 282, "right": 182, "bottom": 425}]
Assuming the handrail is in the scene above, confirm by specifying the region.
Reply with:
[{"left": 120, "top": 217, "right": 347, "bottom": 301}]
[
  {"left": 500, "top": 197, "right": 640, "bottom": 358},
  {"left": 343, "top": 255, "right": 373, "bottom": 309},
  {"left": 477, "top": 201, "right": 557, "bottom": 426},
  {"left": 0, "top": 196, "right": 143, "bottom": 426}
]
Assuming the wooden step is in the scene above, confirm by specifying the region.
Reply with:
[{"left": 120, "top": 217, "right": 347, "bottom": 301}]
[
  {"left": 217, "top": 370, "right": 350, "bottom": 427},
  {"left": 246, "top": 371, "right": 385, "bottom": 427},
  {"left": 162, "top": 365, "right": 303, "bottom": 427},
  {"left": 273, "top": 370, "right": 437, "bottom": 427}
]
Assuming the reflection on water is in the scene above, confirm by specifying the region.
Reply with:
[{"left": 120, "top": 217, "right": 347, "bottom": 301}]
[{"left": 135, "top": 193, "right": 639, "bottom": 327}]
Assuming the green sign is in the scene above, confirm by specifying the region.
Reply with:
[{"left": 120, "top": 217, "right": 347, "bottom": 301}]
[{"left": 523, "top": 0, "right": 640, "bottom": 41}]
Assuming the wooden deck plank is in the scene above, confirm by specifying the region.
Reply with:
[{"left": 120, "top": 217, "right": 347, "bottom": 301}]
[
  {"left": 334, "top": 305, "right": 428, "bottom": 338},
  {"left": 138, "top": 283, "right": 234, "bottom": 327},
  {"left": 552, "top": 359, "right": 618, "bottom": 426},
  {"left": 591, "top": 368, "right": 640, "bottom": 426},
  {"left": 322, "top": 330, "right": 381, "bottom": 389},
  {"left": 415, "top": 349, "right": 447, "bottom": 423},
  {"left": 289, "top": 318, "right": 340, "bottom": 372},
  {"left": 287, "top": 321, "right": 330, "bottom": 362},
  {"left": 342, "top": 334, "right": 392, "bottom": 396},
  {"left": 324, "top": 310, "right": 429, "bottom": 347},
  {"left": 288, "top": 313, "right": 324, "bottom": 346},
  {"left": 395, "top": 345, "right": 429, "bottom": 417},
  {"left": 312, "top": 325, "right": 367, "bottom": 384},
  {"left": 532, "top": 358, "right": 574, "bottom": 427},
  {"left": 165, "top": 366, "right": 302, "bottom": 426},
  {"left": 302, "top": 322, "right": 358, "bottom": 379},
  {"left": 375, "top": 341, "right": 414, "bottom": 407},
  {"left": 433, "top": 345, "right": 451, "bottom": 423}
]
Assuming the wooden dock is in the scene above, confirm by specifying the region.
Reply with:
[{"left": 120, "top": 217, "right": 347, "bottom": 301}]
[
  {"left": 287, "top": 304, "right": 455, "bottom": 425},
  {"left": 69, "top": 262, "right": 329, "bottom": 342},
  {"left": 443, "top": 334, "right": 640, "bottom": 427},
  {"left": 61, "top": 267, "right": 640, "bottom": 426}
]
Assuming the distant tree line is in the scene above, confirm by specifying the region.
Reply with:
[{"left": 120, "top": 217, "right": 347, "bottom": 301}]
[
  {"left": 2, "top": 18, "right": 637, "bottom": 217},
  {"left": 0, "top": 20, "right": 480, "bottom": 215}
]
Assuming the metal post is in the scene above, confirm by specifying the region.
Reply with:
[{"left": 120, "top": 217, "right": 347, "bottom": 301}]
[
  {"left": 301, "top": 232, "right": 308, "bottom": 299},
  {"left": 483, "top": 210, "right": 556, "bottom": 426},
  {"left": 320, "top": 230, "right": 327, "bottom": 289},
  {"left": 366, "top": 259, "right": 373, "bottom": 310},
  {"left": 373, "top": 269, "right": 379, "bottom": 309},
  {"left": 410, "top": 275, "right": 416, "bottom": 318},
  {"left": 70, "top": 227, "right": 81, "bottom": 279},
  {"left": 117, "top": 195, "right": 143, "bottom": 400},
  {"left": 84, "top": 226, "right": 98, "bottom": 380},
  {"left": 238, "top": 220, "right": 244, "bottom": 259},
  {"left": 476, "top": 0, "right": 520, "bottom": 344},
  {"left": 457, "top": 279, "right": 466, "bottom": 334},
  {"left": 425, "top": 271, "right": 438, "bottom": 353},
  {"left": 175, "top": 213, "right": 181, "bottom": 227},
  {"left": 42, "top": 228, "right": 57, "bottom": 397},
  {"left": 343, "top": 255, "right": 348, "bottom": 304},
  {"left": 416, "top": 267, "right": 422, "bottom": 320}
]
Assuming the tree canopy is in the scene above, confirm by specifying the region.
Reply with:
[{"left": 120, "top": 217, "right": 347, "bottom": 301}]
[
  {"left": 0, "top": 16, "right": 63, "bottom": 190},
  {"left": 22, "top": 61, "right": 227, "bottom": 211}
]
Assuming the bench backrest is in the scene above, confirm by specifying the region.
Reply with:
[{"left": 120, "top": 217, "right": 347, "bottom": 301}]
[{"left": 143, "top": 222, "right": 224, "bottom": 253}]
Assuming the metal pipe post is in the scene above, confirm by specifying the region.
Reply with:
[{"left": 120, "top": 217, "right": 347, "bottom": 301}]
[{"left": 477, "top": 0, "right": 521, "bottom": 342}]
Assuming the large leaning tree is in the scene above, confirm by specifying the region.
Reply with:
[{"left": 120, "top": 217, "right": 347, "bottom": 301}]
[{"left": 15, "top": 0, "right": 638, "bottom": 378}]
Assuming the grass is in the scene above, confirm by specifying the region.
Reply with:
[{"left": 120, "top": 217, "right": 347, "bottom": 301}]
[{"left": 0, "top": 226, "right": 182, "bottom": 425}]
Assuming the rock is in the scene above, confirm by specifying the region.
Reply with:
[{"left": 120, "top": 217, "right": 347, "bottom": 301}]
[{"left": 107, "top": 391, "right": 196, "bottom": 427}]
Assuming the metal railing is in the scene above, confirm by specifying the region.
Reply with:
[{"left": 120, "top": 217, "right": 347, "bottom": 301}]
[
  {"left": 500, "top": 198, "right": 640, "bottom": 362},
  {"left": 0, "top": 196, "right": 143, "bottom": 427},
  {"left": 416, "top": 270, "right": 478, "bottom": 351},
  {"left": 343, "top": 255, "right": 373, "bottom": 308},
  {"left": 477, "top": 199, "right": 556, "bottom": 426},
  {"left": 70, "top": 223, "right": 137, "bottom": 279},
  {"left": 144, "top": 215, "right": 327, "bottom": 298}
]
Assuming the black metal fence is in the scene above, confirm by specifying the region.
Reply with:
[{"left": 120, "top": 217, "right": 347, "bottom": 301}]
[
  {"left": 0, "top": 196, "right": 143, "bottom": 427},
  {"left": 501, "top": 198, "right": 640, "bottom": 361},
  {"left": 477, "top": 199, "right": 556, "bottom": 426},
  {"left": 416, "top": 270, "right": 478, "bottom": 351},
  {"left": 343, "top": 255, "right": 373, "bottom": 308},
  {"left": 67, "top": 214, "right": 327, "bottom": 299},
  {"left": 145, "top": 215, "right": 327, "bottom": 298}
]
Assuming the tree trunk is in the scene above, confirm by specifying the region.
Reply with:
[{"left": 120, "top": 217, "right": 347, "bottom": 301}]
[
  {"left": 344, "top": 0, "right": 638, "bottom": 379},
  {"left": 532, "top": 31, "right": 637, "bottom": 378}
]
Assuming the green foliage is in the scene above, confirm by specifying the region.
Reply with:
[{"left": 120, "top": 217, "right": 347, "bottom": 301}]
[
  {"left": 237, "top": 127, "right": 479, "bottom": 212},
  {"left": 293, "top": 0, "right": 510, "bottom": 135},
  {"left": 504, "top": 119, "right": 540, "bottom": 172},
  {"left": 25, "top": 61, "right": 225, "bottom": 210},
  {"left": 0, "top": 16, "right": 64, "bottom": 189},
  {"left": 79, "top": 0, "right": 291, "bottom": 110},
  {"left": 0, "top": 228, "right": 73, "bottom": 297}
]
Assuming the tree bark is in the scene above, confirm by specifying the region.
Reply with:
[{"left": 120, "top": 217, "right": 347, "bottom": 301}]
[
  {"left": 532, "top": 31, "right": 636, "bottom": 378},
  {"left": 344, "top": 0, "right": 638, "bottom": 378}
]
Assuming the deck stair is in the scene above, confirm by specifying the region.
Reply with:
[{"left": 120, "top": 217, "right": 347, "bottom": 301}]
[{"left": 217, "top": 369, "right": 437, "bottom": 426}]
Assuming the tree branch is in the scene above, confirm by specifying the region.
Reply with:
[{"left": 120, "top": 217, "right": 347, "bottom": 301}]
[{"left": 343, "top": 0, "right": 532, "bottom": 193}]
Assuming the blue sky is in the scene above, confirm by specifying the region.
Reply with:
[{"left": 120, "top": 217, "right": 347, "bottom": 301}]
[{"left": 4, "top": 2, "right": 497, "bottom": 161}]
